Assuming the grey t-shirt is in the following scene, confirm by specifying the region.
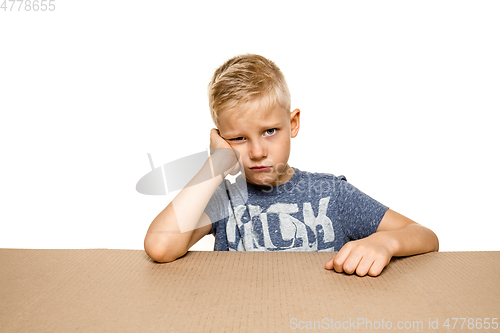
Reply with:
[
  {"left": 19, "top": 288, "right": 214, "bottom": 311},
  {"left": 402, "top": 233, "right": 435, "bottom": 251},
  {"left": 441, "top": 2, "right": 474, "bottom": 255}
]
[{"left": 204, "top": 167, "right": 388, "bottom": 252}]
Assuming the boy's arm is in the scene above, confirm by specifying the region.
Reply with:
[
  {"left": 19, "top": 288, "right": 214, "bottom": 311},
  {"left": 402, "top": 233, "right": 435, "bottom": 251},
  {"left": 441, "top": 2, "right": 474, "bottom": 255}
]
[
  {"left": 325, "top": 209, "right": 439, "bottom": 277},
  {"left": 143, "top": 170, "right": 218, "bottom": 263},
  {"left": 144, "top": 129, "right": 239, "bottom": 263}
]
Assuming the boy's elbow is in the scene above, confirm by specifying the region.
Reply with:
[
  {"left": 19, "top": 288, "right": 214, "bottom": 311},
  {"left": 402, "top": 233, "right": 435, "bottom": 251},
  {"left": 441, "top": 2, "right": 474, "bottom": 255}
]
[
  {"left": 423, "top": 225, "right": 439, "bottom": 253},
  {"left": 432, "top": 230, "right": 439, "bottom": 252},
  {"left": 144, "top": 244, "right": 172, "bottom": 263},
  {"left": 144, "top": 234, "right": 186, "bottom": 263}
]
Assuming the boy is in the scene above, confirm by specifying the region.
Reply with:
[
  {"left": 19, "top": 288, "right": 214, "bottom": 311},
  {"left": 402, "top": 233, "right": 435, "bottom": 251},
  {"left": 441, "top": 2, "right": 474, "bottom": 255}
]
[{"left": 144, "top": 54, "right": 439, "bottom": 277}]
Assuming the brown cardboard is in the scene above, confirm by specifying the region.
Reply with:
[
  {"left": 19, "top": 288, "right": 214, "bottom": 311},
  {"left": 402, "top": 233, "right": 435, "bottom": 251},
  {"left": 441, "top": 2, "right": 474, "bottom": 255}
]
[{"left": 1, "top": 249, "right": 499, "bottom": 332}]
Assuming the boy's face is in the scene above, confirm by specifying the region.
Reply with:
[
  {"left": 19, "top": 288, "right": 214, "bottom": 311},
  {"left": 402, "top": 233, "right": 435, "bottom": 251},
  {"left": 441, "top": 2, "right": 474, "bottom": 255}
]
[{"left": 217, "top": 99, "right": 300, "bottom": 187}]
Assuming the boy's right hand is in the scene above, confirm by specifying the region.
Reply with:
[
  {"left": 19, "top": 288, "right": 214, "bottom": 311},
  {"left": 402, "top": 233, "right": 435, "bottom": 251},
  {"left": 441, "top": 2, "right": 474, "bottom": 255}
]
[{"left": 209, "top": 128, "right": 241, "bottom": 177}]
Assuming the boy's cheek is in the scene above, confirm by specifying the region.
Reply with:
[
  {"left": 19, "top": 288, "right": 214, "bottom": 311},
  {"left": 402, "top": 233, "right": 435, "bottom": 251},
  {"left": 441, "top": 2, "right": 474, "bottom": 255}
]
[{"left": 233, "top": 148, "right": 247, "bottom": 163}]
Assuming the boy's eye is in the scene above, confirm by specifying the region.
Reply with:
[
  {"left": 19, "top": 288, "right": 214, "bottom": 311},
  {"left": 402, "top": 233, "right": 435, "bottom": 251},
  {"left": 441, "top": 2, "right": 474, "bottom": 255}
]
[
  {"left": 264, "top": 128, "right": 277, "bottom": 136},
  {"left": 229, "top": 137, "right": 245, "bottom": 142}
]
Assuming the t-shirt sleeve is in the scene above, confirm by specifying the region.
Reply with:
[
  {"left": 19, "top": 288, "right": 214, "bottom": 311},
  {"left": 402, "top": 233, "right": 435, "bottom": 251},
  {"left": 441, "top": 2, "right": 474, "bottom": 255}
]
[
  {"left": 204, "top": 179, "right": 230, "bottom": 236},
  {"left": 334, "top": 176, "right": 389, "bottom": 240}
]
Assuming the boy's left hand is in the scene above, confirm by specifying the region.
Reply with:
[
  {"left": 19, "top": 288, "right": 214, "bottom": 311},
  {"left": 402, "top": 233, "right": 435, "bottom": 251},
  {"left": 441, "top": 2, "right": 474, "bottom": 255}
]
[{"left": 324, "top": 232, "right": 395, "bottom": 277}]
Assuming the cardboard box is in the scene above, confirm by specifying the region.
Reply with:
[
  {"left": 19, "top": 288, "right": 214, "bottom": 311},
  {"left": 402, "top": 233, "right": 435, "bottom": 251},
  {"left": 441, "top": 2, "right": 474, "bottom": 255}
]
[{"left": 1, "top": 249, "right": 498, "bottom": 332}]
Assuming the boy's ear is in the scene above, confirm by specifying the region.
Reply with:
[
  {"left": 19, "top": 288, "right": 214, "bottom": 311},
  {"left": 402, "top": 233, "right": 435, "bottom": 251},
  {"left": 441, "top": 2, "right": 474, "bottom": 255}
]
[{"left": 290, "top": 108, "right": 300, "bottom": 138}]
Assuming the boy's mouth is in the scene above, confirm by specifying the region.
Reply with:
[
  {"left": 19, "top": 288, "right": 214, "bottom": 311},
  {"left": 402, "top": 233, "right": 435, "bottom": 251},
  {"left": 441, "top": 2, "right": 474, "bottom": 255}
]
[{"left": 249, "top": 166, "right": 272, "bottom": 172}]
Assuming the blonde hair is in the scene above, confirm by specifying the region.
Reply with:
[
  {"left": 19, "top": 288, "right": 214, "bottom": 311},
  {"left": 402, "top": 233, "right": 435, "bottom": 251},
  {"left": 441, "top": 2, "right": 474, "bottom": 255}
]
[{"left": 208, "top": 54, "right": 291, "bottom": 127}]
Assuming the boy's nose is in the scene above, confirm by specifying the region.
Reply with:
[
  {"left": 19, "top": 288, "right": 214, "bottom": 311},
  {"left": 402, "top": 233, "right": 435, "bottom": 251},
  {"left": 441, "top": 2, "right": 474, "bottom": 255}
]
[{"left": 248, "top": 140, "right": 267, "bottom": 160}]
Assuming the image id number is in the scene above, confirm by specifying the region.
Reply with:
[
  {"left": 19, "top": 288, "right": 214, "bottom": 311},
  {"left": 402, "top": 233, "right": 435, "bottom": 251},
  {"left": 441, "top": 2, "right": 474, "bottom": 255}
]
[
  {"left": 1, "top": 0, "right": 55, "bottom": 11},
  {"left": 443, "top": 318, "right": 498, "bottom": 330}
]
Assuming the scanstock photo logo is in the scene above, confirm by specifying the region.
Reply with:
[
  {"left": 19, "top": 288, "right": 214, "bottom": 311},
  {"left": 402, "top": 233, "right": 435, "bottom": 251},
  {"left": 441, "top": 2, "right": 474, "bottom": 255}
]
[
  {"left": 136, "top": 148, "right": 244, "bottom": 196},
  {"left": 136, "top": 149, "right": 246, "bottom": 233}
]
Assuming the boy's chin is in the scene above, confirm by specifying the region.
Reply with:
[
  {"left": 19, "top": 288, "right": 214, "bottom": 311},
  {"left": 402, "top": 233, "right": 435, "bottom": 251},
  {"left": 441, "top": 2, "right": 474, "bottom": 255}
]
[{"left": 245, "top": 174, "right": 278, "bottom": 187}]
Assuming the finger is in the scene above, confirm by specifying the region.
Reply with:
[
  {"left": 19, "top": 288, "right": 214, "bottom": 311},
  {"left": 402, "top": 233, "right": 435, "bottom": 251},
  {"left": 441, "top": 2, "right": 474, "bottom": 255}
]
[
  {"left": 341, "top": 248, "right": 364, "bottom": 275},
  {"left": 210, "top": 128, "right": 221, "bottom": 154},
  {"left": 368, "top": 257, "right": 389, "bottom": 277},
  {"left": 325, "top": 256, "right": 334, "bottom": 270},
  {"left": 355, "top": 256, "right": 374, "bottom": 277},
  {"left": 210, "top": 128, "right": 216, "bottom": 143},
  {"left": 331, "top": 244, "right": 352, "bottom": 273},
  {"left": 325, "top": 250, "right": 343, "bottom": 270}
]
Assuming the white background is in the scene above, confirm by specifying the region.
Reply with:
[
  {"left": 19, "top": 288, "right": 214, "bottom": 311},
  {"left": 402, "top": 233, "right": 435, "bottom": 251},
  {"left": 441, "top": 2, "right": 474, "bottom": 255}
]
[{"left": 1, "top": 1, "right": 499, "bottom": 252}]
